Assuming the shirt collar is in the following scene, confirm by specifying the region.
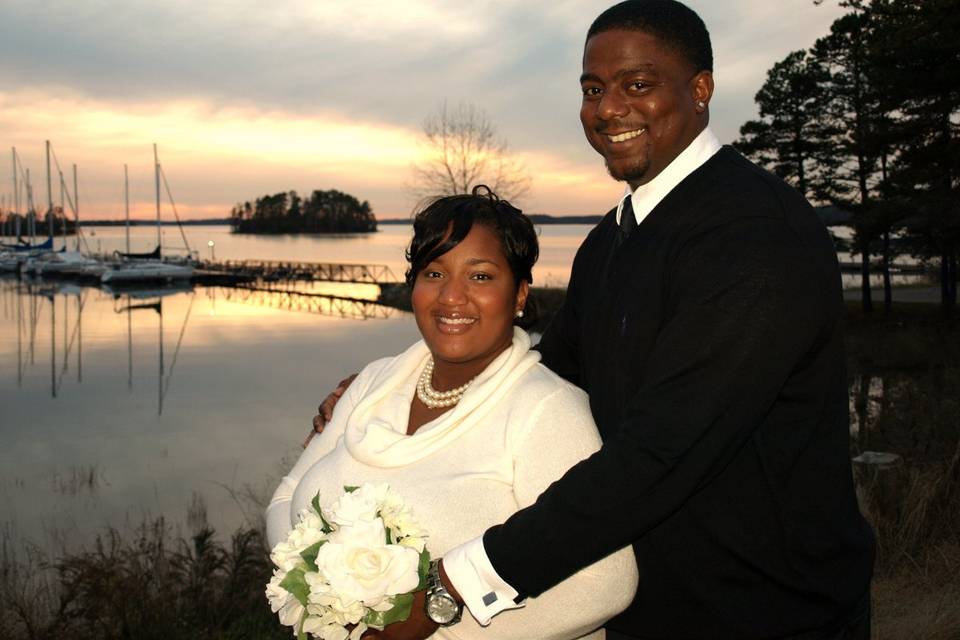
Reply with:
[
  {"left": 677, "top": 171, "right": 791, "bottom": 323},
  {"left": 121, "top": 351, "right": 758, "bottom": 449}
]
[{"left": 616, "top": 127, "right": 722, "bottom": 226}]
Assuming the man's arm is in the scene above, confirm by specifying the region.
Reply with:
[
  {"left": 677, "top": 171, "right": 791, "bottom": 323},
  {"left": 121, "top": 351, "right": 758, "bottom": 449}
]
[{"left": 483, "top": 217, "right": 831, "bottom": 598}]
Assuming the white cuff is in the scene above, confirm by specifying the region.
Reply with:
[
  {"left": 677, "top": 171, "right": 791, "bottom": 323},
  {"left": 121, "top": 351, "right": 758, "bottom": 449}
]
[{"left": 442, "top": 536, "right": 524, "bottom": 626}]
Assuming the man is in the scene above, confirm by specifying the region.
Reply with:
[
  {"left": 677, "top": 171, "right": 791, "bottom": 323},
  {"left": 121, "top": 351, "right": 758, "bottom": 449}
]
[{"left": 314, "top": 2, "right": 875, "bottom": 638}]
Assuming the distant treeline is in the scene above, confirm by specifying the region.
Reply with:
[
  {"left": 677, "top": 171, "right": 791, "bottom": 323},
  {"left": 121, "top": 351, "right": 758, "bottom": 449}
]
[
  {"left": 230, "top": 189, "right": 376, "bottom": 234},
  {"left": 81, "top": 219, "right": 233, "bottom": 227},
  {"left": 378, "top": 214, "right": 605, "bottom": 225},
  {"left": 1, "top": 211, "right": 77, "bottom": 237}
]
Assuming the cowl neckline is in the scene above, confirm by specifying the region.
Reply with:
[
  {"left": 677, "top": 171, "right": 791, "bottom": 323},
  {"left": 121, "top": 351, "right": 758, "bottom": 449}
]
[{"left": 343, "top": 327, "right": 540, "bottom": 468}]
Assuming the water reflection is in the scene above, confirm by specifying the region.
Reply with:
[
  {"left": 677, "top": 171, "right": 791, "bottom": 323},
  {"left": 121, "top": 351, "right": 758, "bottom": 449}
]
[
  {"left": 116, "top": 289, "right": 195, "bottom": 416},
  {"left": 0, "top": 275, "right": 420, "bottom": 553},
  {"left": 220, "top": 284, "right": 398, "bottom": 320},
  {"left": 847, "top": 368, "right": 960, "bottom": 461}
]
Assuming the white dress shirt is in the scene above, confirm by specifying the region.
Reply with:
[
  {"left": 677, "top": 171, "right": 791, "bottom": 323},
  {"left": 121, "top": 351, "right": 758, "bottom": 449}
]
[
  {"left": 616, "top": 127, "right": 722, "bottom": 227},
  {"left": 443, "top": 126, "right": 722, "bottom": 627}
]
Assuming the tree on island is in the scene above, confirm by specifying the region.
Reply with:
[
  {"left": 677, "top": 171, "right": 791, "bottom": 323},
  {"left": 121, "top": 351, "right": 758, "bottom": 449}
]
[
  {"left": 229, "top": 189, "right": 377, "bottom": 234},
  {"left": 409, "top": 101, "right": 531, "bottom": 202}
]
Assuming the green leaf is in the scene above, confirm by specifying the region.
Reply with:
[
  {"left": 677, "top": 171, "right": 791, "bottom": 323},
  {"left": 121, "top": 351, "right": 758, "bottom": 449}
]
[
  {"left": 300, "top": 540, "right": 327, "bottom": 572},
  {"left": 363, "top": 593, "right": 414, "bottom": 629},
  {"left": 416, "top": 549, "right": 431, "bottom": 591},
  {"left": 343, "top": 485, "right": 360, "bottom": 493},
  {"left": 280, "top": 567, "right": 310, "bottom": 607},
  {"left": 311, "top": 492, "right": 333, "bottom": 534},
  {"left": 386, "top": 527, "right": 392, "bottom": 545}
]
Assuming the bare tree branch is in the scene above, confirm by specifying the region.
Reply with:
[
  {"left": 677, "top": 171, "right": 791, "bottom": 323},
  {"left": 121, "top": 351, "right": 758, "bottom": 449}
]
[{"left": 409, "top": 101, "right": 531, "bottom": 203}]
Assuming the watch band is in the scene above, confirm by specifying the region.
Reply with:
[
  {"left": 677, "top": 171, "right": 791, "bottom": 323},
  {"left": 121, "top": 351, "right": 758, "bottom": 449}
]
[{"left": 425, "top": 559, "right": 462, "bottom": 626}]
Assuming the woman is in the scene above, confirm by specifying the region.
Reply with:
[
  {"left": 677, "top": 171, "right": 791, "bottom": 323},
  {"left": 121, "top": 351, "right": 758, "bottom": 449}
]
[{"left": 267, "top": 187, "right": 637, "bottom": 639}]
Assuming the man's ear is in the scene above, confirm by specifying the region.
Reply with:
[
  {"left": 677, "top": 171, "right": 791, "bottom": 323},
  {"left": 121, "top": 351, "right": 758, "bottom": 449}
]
[{"left": 691, "top": 70, "right": 714, "bottom": 108}]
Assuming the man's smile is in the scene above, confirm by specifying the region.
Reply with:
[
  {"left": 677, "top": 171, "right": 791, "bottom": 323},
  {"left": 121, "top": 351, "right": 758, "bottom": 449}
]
[{"left": 606, "top": 127, "right": 647, "bottom": 143}]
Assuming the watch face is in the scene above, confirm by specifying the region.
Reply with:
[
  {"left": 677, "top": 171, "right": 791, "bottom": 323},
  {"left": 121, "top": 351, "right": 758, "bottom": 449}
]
[{"left": 427, "top": 593, "right": 458, "bottom": 624}]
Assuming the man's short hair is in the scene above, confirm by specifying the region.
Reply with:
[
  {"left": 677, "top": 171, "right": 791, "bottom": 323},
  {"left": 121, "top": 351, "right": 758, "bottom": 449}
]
[{"left": 587, "top": 0, "right": 713, "bottom": 73}]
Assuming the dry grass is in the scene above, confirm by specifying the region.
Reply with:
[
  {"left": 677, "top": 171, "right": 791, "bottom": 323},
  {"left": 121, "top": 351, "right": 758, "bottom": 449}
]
[
  {"left": 0, "top": 515, "right": 288, "bottom": 640},
  {"left": 872, "top": 545, "right": 960, "bottom": 640},
  {"left": 846, "top": 303, "right": 960, "bottom": 639}
]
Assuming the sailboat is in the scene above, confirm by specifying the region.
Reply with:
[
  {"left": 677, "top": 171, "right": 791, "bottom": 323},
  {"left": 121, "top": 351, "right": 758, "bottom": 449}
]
[
  {"left": 19, "top": 141, "right": 63, "bottom": 276},
  {"left": 1, "top": 153, "right": 51, "bottom": 273},
  {"left": 37, "top": 162, "right": 106, "bottom": 278},
  {"left": 101, "top": 145, "right": 194, "bottom": 284}
]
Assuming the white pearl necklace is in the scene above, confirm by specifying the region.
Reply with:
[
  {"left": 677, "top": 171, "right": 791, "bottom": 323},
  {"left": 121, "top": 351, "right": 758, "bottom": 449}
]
[{"left": 416, "top": 358, "right": 475, "bottom": 409}]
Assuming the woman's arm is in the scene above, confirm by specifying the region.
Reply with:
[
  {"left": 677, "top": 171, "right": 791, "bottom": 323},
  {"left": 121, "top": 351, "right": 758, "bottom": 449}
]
[
  {"left": 489, "top": 382, "right": 638, "bottom": 639},
  {"left": 266, "top": 363, "right": 376, "bottom": 549}
]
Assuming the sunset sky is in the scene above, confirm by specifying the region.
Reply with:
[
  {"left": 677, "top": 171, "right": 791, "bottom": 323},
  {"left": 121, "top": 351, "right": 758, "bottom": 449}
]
[{"left": 0, "top": 0, "right": 847, "bottom": 221}]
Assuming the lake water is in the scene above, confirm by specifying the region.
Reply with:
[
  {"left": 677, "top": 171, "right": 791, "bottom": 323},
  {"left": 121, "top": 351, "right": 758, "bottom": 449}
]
[
  {"left": 0, "top": 224, "right": 593, "bottom": 555},
  {"left": 0, "top": 277, "right": 427, "bottom": 552},
  {"left": 0, "top": 223, "right": 931, "bottom": 554},
  {"left": 72, "top": 223, "right": 588, "bottom": 288}
]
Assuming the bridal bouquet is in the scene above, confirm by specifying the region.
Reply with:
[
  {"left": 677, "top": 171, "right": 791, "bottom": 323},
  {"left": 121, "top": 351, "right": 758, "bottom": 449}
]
[{"left": 266, "top": 483, "right": 430, "bottom": 640}]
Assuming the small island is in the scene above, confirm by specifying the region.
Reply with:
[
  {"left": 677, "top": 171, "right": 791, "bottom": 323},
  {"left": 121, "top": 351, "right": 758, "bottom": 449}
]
[{"left": 229, "top": 189, "right": 377, "bottom": 234}]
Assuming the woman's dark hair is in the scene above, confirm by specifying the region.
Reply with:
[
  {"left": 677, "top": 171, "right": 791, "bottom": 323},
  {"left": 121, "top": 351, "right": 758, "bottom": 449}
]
[
  {"left": 405, "top": 185, "right": 538, "bottom": 289},
  {"left": 587, "top": 0, "right": 713, "bottom": 73}
]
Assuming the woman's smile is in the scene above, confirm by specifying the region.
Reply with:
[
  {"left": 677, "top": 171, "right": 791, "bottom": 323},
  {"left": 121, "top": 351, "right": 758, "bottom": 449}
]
[{"left": 435, "top": 313, "right": 478, "bottom": 334}]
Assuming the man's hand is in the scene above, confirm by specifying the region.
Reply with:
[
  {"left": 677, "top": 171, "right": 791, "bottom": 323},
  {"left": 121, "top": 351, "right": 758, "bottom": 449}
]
[
  {"left": 303, "top": 373, "right": 357, "bottom": 448},
  {"left": 360, "top": 589, "right": 438, "bottom": 639}
]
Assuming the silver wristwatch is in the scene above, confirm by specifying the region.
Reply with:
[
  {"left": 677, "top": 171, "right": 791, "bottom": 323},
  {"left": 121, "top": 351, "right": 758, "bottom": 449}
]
[{"left": 424, "top": 559, "right": 462, "bottom": 626}]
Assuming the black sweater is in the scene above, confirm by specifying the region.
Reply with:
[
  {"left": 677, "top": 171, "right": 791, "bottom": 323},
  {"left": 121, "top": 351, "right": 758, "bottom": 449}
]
[{"left": 484, "top": 148, "right": 875, "bottom": 639}]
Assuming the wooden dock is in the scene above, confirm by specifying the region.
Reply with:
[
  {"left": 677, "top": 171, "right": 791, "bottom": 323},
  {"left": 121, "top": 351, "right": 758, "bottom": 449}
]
[{"left": 194, "top": 260, "right": 402, "bottom": 285}]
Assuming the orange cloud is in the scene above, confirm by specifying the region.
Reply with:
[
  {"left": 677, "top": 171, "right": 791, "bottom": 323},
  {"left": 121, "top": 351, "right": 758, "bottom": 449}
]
[{"left": 0, "top": 88, "right": 618, "bottom": 220}]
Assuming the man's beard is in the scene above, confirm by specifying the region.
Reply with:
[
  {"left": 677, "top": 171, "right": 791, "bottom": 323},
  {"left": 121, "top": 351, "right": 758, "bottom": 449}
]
[{"left": 606, "top": 157, "right": 650, "bottom": 184}]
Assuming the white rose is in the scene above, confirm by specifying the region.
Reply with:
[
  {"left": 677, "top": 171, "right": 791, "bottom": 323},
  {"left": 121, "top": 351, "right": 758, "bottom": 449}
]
[
  {"left": 329, "top": 483, "right": 389, "bottom": 527},
  {"left": 305, "top": 621, "right": 348, "bottom": 640},
  {"left": 305, "top": 575, "right": 367, "bottom": 625},
  {"left": 315, "top": 518, "right": 421, "bottom": 608},
  {"left": 265, "top": 570, "right": 305, "bottom": 627},
  {"left": 271, "top": 510, "right": 328, "bottom": 571},
  {"left": 297, "top": 507, "right": 327, "bottom": 532},
  {"left": 397, "top": 535, "right": 426, "bottom": 553},
  {"left": 271, "top": 529, "right": 324, "bottom": 572},
  {"left": 303, "top": 621, "right": 366, "bottom": 640}
]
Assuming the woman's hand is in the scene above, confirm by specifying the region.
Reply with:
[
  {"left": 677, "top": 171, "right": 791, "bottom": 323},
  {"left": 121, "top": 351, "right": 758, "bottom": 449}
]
[
  {"left": 360, "top": 589, "right": 438, "bottom": 640},
  {"left": 304, "top": 373, "right": 357, "bottom": 447}
]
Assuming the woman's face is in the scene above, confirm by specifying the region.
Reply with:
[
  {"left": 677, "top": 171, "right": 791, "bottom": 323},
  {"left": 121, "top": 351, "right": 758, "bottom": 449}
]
[{"left": 411, "top": 223, "right": 528, "bottom": 375}]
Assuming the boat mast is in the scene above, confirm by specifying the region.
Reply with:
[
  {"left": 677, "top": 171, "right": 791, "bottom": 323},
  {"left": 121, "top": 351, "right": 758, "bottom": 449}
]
[
  {"left": 10, "top": 148, "right": 16, "bottom": 231},
  {"left": 124, "top": 164, "right": 130, "bottom": 254},
  {"left": 154, "top": 143, "right": 161, "bottom": 258},
  {"left": 46, "top": 140, "right": 53, "bottom": 244},
  {"left": 59, "top": 170, "right": 66, "bottom": 245},
  {"left": 26, "top": 168, "right": 34, "bottom": 244},
  {"left": 73, "top": 164, "right": 80, "bottom": 252}
]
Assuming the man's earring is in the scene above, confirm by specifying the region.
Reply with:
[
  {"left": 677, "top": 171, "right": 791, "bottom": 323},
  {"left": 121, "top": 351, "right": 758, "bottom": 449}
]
[
  {"left": 696, "top": 100, "right": 706, "bottom": 110},
  {"left": 515, "top": 309, "right": 524, "bottom": 318}
]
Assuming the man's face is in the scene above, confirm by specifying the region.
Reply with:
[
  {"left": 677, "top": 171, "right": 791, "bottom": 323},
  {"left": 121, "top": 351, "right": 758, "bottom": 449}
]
[{"left": 580, "top": 29, "right": 712, "bottom": 188}]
